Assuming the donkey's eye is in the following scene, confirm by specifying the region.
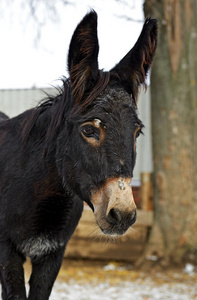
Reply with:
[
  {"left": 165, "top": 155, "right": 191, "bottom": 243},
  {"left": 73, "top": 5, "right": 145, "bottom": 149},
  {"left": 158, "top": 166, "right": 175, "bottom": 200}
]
[
  {"left": 81, "top": 125, "right": 100, "bottom": 141},
  {"left": 82, "top": 125, "right": 94, "bottom": 136}
]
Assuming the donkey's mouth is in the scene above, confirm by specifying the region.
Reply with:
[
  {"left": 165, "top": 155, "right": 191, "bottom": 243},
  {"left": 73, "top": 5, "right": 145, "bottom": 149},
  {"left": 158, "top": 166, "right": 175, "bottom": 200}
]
[{"left": 100, "top": 226, "right": 129, "bottom": 236}]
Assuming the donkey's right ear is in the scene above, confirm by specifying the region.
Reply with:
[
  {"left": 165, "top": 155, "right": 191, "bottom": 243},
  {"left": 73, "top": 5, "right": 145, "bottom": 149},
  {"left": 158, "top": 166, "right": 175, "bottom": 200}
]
[
  {"left": 111, "top": 18, "right": 158, "bottom": 105},
  {"left": 68, "top": 10, "right": 99, "bottom": 105}
]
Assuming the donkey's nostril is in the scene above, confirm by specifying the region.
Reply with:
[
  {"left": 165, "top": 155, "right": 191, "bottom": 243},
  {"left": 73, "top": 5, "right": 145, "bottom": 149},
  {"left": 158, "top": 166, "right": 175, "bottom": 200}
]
[{"left": 107, "top": 208, "right": 122, "bottom": 225}]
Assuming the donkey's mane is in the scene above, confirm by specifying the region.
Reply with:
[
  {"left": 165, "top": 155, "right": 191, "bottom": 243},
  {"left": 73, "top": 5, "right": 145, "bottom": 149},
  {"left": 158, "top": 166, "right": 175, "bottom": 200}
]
[
  {"left": 21, "top": 77, "right": 70, "bottom": 144},
  {"left": 21, "top": 70, "right": 111, "bottom": 144}
]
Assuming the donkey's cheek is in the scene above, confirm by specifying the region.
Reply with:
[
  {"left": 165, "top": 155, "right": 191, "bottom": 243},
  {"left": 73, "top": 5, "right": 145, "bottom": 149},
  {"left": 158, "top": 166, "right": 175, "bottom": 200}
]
[{"left": 91, "top": 177, "right": 137, "bottom": 236}]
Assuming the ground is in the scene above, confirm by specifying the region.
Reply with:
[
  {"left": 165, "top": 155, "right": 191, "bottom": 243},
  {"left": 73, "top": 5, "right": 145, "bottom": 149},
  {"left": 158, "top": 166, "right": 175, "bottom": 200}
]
[{"left": 23, "top": 259, "right": 197, "bottom": 299}]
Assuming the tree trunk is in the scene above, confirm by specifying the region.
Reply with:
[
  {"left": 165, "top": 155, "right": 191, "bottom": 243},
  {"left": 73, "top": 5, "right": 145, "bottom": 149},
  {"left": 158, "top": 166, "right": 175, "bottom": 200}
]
[{"left": 142, "top": 0, "right": 197, "bottom": 265}]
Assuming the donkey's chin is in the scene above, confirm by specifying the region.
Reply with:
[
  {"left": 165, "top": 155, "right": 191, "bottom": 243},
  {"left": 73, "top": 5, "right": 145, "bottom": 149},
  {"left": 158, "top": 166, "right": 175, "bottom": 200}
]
[
  {"left": 96, "top": 219, "right": 131, "bottom": 237},
  {"left": 100, "top": 226, "right": 129, "bottom": 237}
]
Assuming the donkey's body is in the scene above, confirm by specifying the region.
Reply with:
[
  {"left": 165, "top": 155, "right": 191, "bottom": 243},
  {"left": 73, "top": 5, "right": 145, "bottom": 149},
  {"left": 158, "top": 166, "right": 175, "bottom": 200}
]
[{"left": 0, "top": 11, "right": 157, "bottom": 300}]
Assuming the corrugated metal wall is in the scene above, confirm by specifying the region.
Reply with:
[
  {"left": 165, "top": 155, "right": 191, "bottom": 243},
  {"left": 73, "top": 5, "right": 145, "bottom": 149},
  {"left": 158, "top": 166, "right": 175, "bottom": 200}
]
[
  {"left": 0, "top": 88, "right": 55, "bottom": 118},
  {"left": 0, "top": 87, "right": 153, "bottom": 181}
]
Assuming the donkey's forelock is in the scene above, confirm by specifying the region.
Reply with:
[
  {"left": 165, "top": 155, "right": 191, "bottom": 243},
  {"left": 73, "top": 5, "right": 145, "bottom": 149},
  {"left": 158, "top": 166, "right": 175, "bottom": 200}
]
[{"left": 70, "top": 70, "right": 111, "bottom": 115}]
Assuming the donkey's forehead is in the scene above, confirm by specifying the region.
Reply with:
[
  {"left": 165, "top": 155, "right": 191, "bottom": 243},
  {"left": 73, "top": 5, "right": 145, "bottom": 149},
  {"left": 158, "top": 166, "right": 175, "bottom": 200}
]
[
  {"left": 97, "top": 86, "right": 134, "bottom": 106},
  {"left": 90, "top": 86, "right": 137, "bottom": 118},
  {"left": 73, "top": 86, "right": 139, "bottom": 124}
]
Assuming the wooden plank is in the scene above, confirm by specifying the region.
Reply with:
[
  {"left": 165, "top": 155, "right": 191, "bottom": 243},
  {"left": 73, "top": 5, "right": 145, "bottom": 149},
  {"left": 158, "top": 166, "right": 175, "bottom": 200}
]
[
  {"left": 141, "top": 172, "right": 153, "bottom": 211},
  {"left": 135, "top": 210, "right": 153, "bottom": 227},
  {"left": 64, "top": 207, "right": 153, "bottom": 261},
  {"left": 66, "top": 237, "right": 146, "bottom": 261}
]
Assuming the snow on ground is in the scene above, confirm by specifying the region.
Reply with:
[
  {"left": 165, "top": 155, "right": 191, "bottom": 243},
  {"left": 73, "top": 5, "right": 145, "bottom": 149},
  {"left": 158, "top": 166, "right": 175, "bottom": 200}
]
[
  {"left": 51, "top": 279, "right": 197, "bottom": 300},
  {"left": 51, "top": 261, "right": 197, "bottom": 300}
]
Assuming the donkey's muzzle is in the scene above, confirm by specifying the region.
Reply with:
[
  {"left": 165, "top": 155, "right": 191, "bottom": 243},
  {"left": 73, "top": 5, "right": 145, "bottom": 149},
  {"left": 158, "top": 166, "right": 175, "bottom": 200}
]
[
  {"left": 91, "top": 177, "right": 137, "bottom": 236},
  {"left": 106, "top": 208, "right": 137, "bottom": 235}
]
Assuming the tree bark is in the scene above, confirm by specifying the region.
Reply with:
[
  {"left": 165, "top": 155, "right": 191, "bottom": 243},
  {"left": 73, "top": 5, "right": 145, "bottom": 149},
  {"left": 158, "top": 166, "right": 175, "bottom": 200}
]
[{"left": 142, "top": 0, "right": 197, "bottom": 265}]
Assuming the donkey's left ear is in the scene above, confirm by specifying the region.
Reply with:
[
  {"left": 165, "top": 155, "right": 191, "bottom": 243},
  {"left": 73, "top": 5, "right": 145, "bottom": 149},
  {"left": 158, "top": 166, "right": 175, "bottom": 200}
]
[
  {"left": 111, "top": 18, "right": 158, "bottom": 105},
  {"left": 68, "top": 10, "right": 99, "bottom": 105}
]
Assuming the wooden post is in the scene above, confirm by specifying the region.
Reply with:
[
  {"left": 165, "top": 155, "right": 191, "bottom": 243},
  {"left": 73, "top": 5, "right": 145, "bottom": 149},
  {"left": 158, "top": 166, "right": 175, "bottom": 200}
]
[{"left": 140, "top": 172, "right": 153, "bottom": 211}]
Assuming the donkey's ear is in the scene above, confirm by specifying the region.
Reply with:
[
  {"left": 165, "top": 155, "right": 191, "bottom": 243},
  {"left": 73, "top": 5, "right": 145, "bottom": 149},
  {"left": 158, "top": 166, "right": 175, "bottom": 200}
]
[
  {"left": 68, "top": 11, "right": 99, "bottom": 105},
  {"left": 111, "top": 18, "right": 158, "bottom": 105}
]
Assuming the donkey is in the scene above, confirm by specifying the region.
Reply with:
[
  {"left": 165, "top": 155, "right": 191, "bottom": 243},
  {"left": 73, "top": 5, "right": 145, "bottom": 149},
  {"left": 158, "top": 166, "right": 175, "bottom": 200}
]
[{"left": 0, "top": 10, "right": 157, "bottom": 300}]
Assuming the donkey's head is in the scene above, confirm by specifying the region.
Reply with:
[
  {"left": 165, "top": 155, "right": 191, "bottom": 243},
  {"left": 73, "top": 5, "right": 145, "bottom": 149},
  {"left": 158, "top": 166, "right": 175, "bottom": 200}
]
[{"left": 58, "top": 11, "right": 157, "bottom": 236}]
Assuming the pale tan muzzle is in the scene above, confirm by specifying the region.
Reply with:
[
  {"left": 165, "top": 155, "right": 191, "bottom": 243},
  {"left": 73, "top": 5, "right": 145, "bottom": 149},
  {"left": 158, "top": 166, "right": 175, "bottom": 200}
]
[{"left": 91, "top": 177, "right": 137, "bottom": 236}]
